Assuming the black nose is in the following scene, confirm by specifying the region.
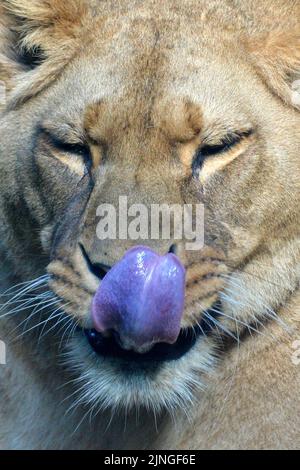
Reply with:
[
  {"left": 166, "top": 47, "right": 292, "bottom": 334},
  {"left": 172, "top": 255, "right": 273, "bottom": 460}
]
[{"left": 79, "top": 244, "right": 111, "bottom": 280}]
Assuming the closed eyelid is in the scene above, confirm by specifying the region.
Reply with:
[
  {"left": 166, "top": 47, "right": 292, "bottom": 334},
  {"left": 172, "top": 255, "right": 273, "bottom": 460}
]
[
  {"left": 39, "top": 129, "right": 104, "bottom": 172},
  {"left": 38, "top": 129, "right": 93, "bottom": 176},
  {"left": 202, "top": 129, "right": 254, "bottom": 153},
  {"left": 40, "top": 128, "right": 86, "bottom": 152},
  {"left": 192, "top": 129, "right": 255, "bottom": 173},
  {"left": 199, "top": 137, "right": 255, "bottom": 184}
]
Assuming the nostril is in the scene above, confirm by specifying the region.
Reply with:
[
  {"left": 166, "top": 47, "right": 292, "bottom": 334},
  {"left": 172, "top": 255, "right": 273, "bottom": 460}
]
[
  {"left": 79, "top": 243, "right": 111, "bottom": 280},
  {"left": 91, "top": 262, "right": 111, "bottom": 280},
  {"left": 168, "top": 244, "right": 177, "bottom": 255}
]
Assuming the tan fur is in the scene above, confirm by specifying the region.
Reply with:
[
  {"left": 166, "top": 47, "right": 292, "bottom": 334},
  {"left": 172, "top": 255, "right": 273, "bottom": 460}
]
[{"left": 0, "top": 0, "right": 299, "bottom": 449}]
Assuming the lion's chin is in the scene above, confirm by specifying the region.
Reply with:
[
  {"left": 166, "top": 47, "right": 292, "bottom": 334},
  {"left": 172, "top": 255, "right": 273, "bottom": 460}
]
[{"left": 63, "top": 328, "right": 215, "bottom": 413}]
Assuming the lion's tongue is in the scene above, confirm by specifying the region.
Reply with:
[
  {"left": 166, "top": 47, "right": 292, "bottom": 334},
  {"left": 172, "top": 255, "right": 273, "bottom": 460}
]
[{"left": 91, "top": 246, "right": 186, "bottom": 353}]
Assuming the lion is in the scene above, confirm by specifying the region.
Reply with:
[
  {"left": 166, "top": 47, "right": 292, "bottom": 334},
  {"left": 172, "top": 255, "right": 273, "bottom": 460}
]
[{"left": 0, "top": 0, "right": 299, "bottom": 450}]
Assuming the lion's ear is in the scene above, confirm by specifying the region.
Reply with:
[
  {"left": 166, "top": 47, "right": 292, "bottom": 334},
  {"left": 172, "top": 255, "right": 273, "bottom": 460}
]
[
  {"left": 0, "top": 0, "right": 89, "bottom": 107},
  {"left": 247, "top": 32, "right": 300, "bottom": 110}
]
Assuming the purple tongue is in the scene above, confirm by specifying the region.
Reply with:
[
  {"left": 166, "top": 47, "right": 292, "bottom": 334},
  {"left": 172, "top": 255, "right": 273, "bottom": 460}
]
[{"left": 91, "top": 246, "right": 186, "bottom": 353}]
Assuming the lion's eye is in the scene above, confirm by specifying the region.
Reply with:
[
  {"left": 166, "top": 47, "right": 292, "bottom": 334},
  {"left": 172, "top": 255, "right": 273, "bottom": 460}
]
[
  {"left": 45, "top": 133, "right": 93, "bottom": 173},
  {"left": 53, "top": 140, "right": 91, "bottom": 165},
  {"left": 192, "top": 130, "right": 253, "bottom": 175}
]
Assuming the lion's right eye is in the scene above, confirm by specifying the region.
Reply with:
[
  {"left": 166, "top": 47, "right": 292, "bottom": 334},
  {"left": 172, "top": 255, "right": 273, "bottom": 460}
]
[
  {"left": 51, "top": 138, "right": 92, "bottom": 167},
  {"left": 41, "top": 129, "right": 93, "bottom": 175}
]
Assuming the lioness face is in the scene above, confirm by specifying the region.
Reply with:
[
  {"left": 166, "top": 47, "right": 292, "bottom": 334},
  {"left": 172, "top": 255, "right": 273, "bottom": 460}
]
[{"left": 1, "top": 2, "right": 300, "bottom": 413}]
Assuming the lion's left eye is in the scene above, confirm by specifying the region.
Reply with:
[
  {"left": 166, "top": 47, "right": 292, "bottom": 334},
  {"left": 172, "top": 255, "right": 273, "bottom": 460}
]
[{"left": 192, "top": 130, "right": 253, "bottom": 175}]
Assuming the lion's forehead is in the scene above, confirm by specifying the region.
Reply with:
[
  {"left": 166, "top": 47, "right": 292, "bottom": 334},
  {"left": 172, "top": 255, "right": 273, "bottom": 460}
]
[{"left": 44, "top": 33, "right": 251, "bottom": 140}]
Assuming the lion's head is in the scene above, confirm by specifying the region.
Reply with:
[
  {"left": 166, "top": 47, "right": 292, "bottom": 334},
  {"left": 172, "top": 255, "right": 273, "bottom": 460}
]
[{"left": 0, "top": 0, "right": 300, "bottom": 414}]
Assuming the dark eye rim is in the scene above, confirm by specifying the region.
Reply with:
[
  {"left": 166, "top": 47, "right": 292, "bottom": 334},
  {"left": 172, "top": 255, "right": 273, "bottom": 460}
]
[
  {"left": 40, "top": 129, "right": 93, "bottom": 172},
  {"left": 50, "top": 137, "right": 90, "bottom": 159},
  {"left": 192, "top": 129, "right": 254, "bottom": 175}
]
